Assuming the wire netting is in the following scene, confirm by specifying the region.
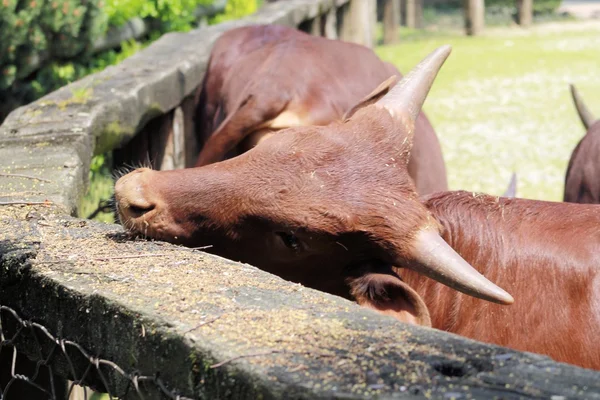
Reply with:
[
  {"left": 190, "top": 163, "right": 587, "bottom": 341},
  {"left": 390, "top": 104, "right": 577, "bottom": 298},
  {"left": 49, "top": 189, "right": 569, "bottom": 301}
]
[{"left": 0, "top": 305, "right": 193, "bottom": 400}]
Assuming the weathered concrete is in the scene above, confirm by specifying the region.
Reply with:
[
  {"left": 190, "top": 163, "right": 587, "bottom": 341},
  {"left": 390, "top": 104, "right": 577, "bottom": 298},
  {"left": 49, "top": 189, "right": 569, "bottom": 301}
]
[
  {"left": 0, "top": 0, "right": 351, "bottom": 214},
  {"left": 1, "top": 204, "right": 600, "bottom": 399}
]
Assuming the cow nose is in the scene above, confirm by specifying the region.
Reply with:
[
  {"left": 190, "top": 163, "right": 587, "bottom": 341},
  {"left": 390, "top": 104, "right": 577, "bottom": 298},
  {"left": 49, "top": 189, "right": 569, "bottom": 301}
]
[{"left": 114, "top": 168, "right": 156, "bottom": 219}]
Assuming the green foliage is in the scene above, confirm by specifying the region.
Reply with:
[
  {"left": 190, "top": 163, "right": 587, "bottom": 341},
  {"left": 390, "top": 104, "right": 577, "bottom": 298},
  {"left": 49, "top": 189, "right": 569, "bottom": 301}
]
[
  {"left": 486, "top": 0, "right": 561, "bottom": 12},
  {"left": 486, "top": 0, "right": 563, "bottom": 18},
  {"left": 0, "top": 0, "right": 108, "bottom": 90},
  {"left": 1, "top": 0, "right": 264, "bottom": 125},
  {"left": 209, "top": 0, "right": 258, "bottom": 24},
  {"left": 105, "top": 0, "right": 212, "bottom": 31},
  {"left": 79, "top": 152, "right": 115, "bottom": 223},
  {"left": 31, "top": 39, "right": 143, "bottom": 99},
  {"left": 433, "top": 0, "right": 562, "bottom": 14},
  {"left": 531, "top": 0, "right": 563, "bottom": 15}
]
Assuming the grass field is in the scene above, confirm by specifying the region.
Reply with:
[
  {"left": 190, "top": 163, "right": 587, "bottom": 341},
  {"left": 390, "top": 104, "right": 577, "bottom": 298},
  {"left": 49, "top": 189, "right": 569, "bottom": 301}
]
[{"left": 376, "top": 20, "right": 600, "bottom": 201}]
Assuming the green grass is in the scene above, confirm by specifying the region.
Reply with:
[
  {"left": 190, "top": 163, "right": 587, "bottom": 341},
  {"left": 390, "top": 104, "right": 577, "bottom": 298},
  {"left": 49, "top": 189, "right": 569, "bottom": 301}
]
[{"left": 376, "top": 21, "right": 600, "bottom": 201}]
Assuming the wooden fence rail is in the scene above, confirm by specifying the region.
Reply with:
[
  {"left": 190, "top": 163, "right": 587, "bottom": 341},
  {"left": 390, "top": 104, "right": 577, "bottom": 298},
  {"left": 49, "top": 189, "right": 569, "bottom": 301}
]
[{"left": 380, "top": 0, "right": 535, "bottom": 41}]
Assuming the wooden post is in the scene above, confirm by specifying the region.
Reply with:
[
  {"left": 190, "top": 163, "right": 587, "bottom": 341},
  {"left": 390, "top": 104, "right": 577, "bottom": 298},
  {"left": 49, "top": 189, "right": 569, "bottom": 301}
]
[
  {"left": 338, "top": 0, "right": 376, "bottom": 48},
  {"left": 159, "top": 106, "right": 186, "bottom": 171},
  {"left": 180, "top": 96, "right": 200, "bottom": 168},
  {"left": 405, "top": 0, "right": 416, "bottom": 28},
  {"left": 323, "top": 6, "right": 338, "bottom": 39},
  {"left": 464, "top": 0, "right": 484, "bottom": 36},
  {"left": 516, "top": 0, "right": 533, "bottom": 27},
  {"left": 382, "top": 0, "right": 401, "bottom": 44},
  {"left": 415, "top": 0, "right": 424, "bottom": 29},
  {"left": 311, "top": 17, "right": 322, "bottom": 36}
]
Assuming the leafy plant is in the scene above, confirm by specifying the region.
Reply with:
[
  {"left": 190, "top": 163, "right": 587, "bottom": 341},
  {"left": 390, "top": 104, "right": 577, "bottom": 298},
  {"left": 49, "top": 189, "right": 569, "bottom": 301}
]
[{"left": 209, "top": 0, "right": 258, "bottom": 24}]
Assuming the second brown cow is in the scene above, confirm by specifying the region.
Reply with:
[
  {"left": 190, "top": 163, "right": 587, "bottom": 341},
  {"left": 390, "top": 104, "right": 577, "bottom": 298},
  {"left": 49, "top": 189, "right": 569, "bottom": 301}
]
[
  {"left": 194, "top": 25, "right": 447, "bottom": 195},
  {"left": 564, "top": 84, "right": 600, "bottom": 204}
]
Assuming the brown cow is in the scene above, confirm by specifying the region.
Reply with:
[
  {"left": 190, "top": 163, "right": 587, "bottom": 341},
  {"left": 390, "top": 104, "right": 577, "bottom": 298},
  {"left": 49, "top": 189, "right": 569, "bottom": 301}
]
[
  {"left": 564, "top": 84, "right": 600, "bottom": 204},
  {"left": 194, "top": 25, "right": 447, "bottom": 195},
  {"left": 115, "top": 47, "right": 600, "bottom": 370}
]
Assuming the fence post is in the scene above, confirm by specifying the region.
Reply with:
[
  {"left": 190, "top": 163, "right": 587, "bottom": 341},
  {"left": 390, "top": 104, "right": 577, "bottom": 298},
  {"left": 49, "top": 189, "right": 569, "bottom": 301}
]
[
  {"left": 159, "top": 107, "right": 186, "bottom": 171},
  {"left": 464, "top": 0, "right": 485, "bottom": 35},
  {"left": 404, "top": 0, "right": 415, "bottom": 28},
  {"left": 324, "top": 6, "right": 338, "bottom": 39},
  {"left": 415, "top": 0, "right": 424, "bottom": 28},
  {"left": 383, "top": 0, "right": 401, "bottom": 44},
  {"left": 516, "top": 0, "right": 533, "bottom": 27},
  {"left": 181, "top": 96, "right": 200, "bottom": 168},
  {"left": 339, "top": 0, "right": 376, "bottom": 48}
]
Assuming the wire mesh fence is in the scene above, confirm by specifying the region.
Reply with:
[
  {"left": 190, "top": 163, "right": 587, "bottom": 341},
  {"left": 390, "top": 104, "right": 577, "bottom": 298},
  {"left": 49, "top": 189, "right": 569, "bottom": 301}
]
[{"left": 0, "top": 304, "right": 193, "bottom": 400}]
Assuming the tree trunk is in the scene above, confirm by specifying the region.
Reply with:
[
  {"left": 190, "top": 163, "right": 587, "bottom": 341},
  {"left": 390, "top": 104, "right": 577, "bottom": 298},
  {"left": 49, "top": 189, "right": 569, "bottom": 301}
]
[
  {"left": 383, "top": 0, "right": 401, "bottom": 43},
  {"left": 464, "top": 0, "right": 484, "bottom": 36},
  {"left": 517, "top": 0, "right": 533, "bottom": 27}
]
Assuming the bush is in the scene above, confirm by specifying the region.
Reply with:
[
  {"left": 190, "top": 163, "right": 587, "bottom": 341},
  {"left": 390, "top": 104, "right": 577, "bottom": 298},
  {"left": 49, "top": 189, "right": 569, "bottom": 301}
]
[
  {"left": 0, "top": 0, "right": 107, "bottom": 90},
  {"left": 105, "top": 0, "right": 212, "bottom": 31},
  {"left": 209, "top": 0, "right": 258, "bottom": 24},
  {"left": 0, "top": 0, "right": 246, "bottom": 122}
]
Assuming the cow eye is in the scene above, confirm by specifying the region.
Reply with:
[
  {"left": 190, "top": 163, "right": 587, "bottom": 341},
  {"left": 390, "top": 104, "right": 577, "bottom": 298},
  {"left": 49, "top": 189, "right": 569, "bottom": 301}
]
[{"left": 276, "top": 231, "right": 300, "bottom": 251}]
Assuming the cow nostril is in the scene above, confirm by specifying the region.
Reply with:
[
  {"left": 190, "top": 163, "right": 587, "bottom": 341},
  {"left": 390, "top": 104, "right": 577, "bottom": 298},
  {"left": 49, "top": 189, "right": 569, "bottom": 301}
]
[{"left": 128, "top": 204, "right": 154, "bottom": 218}]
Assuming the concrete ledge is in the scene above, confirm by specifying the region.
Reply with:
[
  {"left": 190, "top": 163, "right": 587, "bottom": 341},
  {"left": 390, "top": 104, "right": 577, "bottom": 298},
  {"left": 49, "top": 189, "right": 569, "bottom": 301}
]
[{"left": 1, "top": 205, "right": 599, "bottom": 399}]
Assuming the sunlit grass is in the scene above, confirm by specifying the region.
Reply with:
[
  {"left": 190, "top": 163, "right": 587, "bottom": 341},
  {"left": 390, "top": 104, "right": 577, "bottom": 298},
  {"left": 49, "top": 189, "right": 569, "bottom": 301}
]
[{"left": 376, "top": 21, "right": 600, "bottom": 201}]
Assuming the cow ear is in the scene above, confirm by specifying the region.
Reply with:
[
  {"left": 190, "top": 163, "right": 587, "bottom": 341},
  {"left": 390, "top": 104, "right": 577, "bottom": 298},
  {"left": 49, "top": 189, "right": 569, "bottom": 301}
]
[
  {"left": 342, "top": 75, "right": 399, "bottom": 121},
  {"left": 347, "top": 270, "right": 431, "bottom": 327}
]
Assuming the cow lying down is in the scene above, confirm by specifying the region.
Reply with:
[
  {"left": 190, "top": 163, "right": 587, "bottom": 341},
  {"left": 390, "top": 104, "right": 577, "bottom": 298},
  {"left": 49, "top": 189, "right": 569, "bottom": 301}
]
[
  {"left": 194, "top": 25, "right": 447, "bottom": 195},
  {"left": 115, "top": 47, "right": 600, "bottom": 370}
]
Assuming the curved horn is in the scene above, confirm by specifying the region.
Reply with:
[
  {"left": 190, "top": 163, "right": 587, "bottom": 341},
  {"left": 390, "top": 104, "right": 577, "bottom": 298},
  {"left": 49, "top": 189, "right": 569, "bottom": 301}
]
[
  {"left": 570, "top": 84, "right": 596, "bottom": 130},
  {"left": 377, "top": 45, "right": 452, "bottom": 124},
  {"left": 409, "top": 229, "right": 514, "bottom": 305},
  {"left": 502, "top": 172, "right": 517, "bottom": 198}
]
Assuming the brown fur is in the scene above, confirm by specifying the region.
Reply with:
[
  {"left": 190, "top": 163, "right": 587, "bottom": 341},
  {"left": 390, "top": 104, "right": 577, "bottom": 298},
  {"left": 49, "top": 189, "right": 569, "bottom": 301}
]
[
  {"left": 115, "top": 50, "right": 600, "bottom": 370},
  {"left": 564, "top": 120, "right": 600, "bottom": 204},
  {"left": 194, "top": 25, "right": 447, "bottom": 195},
  {"left": 408, "top": 191, "right": 600, "bottom": 370}
]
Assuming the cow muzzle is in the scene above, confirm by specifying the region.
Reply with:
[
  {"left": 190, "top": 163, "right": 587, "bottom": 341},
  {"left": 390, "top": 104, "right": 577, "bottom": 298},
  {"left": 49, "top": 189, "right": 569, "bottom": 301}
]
[{"left": 114, "top": 168, "right": 157, "bottom": 229}]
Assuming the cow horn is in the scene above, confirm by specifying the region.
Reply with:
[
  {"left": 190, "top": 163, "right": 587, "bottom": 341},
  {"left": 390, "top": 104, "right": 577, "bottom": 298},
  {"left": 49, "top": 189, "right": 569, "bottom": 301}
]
[
  {"left": 377, "top": 45, "right": 452, "bottom": 125},
  {"left": 408, "top": 229, "right": 514, "bottom": 305},
  {"left": 570, "top": 84, "right": 596, "bottom": 130}
]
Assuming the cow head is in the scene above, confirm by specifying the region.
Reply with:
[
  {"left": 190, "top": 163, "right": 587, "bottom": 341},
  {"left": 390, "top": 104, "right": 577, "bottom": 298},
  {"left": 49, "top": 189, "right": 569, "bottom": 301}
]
[{"left": 115, "top": 46, "right": 514, "bottom": 326}]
